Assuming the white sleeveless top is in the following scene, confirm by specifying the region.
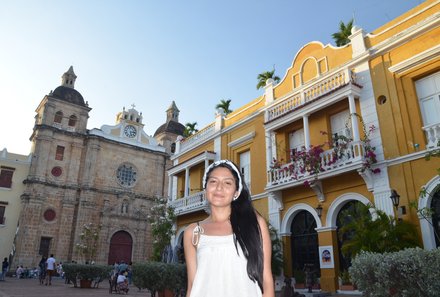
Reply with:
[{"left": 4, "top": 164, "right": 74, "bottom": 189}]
[{"left": 189, "top": 234, "right": 262, "bottom": 297}]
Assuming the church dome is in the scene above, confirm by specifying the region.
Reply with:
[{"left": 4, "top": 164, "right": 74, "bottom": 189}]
[
  {"left": 154, "top": 120, "right": 185, "bottom": 137},
  {"left": 52, "top": 86, "right": 86, "bottom": 106}
]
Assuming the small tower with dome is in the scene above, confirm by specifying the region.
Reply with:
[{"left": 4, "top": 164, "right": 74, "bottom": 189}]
[{"left": 154, "top": 101, "right": 185, "bottom": 154}]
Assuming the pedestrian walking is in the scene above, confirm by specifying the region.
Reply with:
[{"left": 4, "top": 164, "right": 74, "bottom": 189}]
[
  {"left": 1, "top": 257, "right": 8, "bottom": 280},
  {"left": 45, "top": 254, "right": 56, "bottom": 286}
]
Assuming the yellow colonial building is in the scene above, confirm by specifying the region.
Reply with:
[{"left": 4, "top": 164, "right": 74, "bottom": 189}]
[
  {"left": 166, "top": 0, "right": 440, "bottom": 293},
  {"left": 0, "top": 149, "right": 31, "bottom": 270}
]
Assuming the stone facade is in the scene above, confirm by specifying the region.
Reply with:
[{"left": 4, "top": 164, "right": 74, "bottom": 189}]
[{"left": 13, "top": 67, "right": 183, "bottom": 268}]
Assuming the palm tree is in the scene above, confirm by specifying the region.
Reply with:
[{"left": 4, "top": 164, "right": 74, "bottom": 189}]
[
  {"left": 332, "top": 19, "right": 354, "bottom": 47},
  {"left": 215, "top": 99, "right": 232, "bottom": 115},
  {"left": 256, "top": 69, "right": 280, "bottom": 90},
  {"left": 183, "top": 122, "right": 198, "bottom": 137},
  {"left": 338, "top": 203, "right": 420, "bottom": 258}
]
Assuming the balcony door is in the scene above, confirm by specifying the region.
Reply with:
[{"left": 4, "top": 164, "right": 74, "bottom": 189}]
[
  {"left": 415, "top": 71, "right": 440, "bottom": 128},
  {"left": 239, "top": 151, "right": 251, "bottom": 191},
  {"left": 289, "top": 128, "right": 305, "bottom": 155},
  {"left": 330, "top": 110, "right": 352, "bottom": 139}
]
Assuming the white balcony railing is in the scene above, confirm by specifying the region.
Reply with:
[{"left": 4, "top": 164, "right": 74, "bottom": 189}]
[
  {"left": 423, "top": 122, "right": 440, "bottom": 148},
  {"left": 169, "top": 191, "right": 206, "bottom": 214},
  {"left": 180, "top": 123, "right": 216, "bottom": 151},
  {"left": 266, "top": 69, "right": 352, "bottom": 122},
  {"left": 268, "top": 141, "right": 366, "bottom": 186}
]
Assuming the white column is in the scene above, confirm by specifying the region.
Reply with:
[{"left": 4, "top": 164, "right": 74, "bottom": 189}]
[
  {"left": 348, "top": 94, "right": 360, "bottom": 141},
  {"left": 268, "top": 191, "right": 283, "bottom": 232},
  {"left": 265, "top": 130, "right": 273, "bottom": 172},
  {"left": 184, "top": 168, "right": 190, "bottom": 197},
  {"left": 303, "top": 115, "right": 311, "bottom": 150},
  {"left": 271, "top": 132, "right": 277, "bottom": 162},
  {"left": 168, "top": 173, "right": 172, "bottom": 200}
]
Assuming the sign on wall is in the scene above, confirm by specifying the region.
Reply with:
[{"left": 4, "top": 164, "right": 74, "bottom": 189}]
[{"left": 319, "top": 245, "right": 334, "bottom": 269}]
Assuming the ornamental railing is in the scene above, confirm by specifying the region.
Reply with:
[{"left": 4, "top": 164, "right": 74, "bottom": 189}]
[
  {"left": 268, "top": 140, "right": 365, "bottom": 186},
  {"left": 169, "top": 191, "right": 206, "bottom": 214},
  {"left": 423, "top": 122, "right": 440, "bottom": 148},
  {"left": 266, "top": 69, "right": 352, "bottom": 122},
  {"left": 180, "top": 123, "right": 215, "bottom": 151}
]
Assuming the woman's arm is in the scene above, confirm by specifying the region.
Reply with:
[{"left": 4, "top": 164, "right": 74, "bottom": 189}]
[
  {"left": 258, "top": 216, "right": 275, "bottom": 297},
  {"left": 183, "top": 223, "right": 198, "bottom": 297}
]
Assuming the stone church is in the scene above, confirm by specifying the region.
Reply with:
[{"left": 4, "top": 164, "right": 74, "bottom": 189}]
[{"left": 13, "top": 67, "right": 184, "bottom": 268}]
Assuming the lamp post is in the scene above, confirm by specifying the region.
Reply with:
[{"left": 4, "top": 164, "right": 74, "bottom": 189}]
[
  {"left": 316, "top": 204, "right": 323, "bottom": 218},
  {"left": 389, "top": 189, "right": 400, "bottom": 220},
  {"left": 389, "top": 189, "right": 400, "bottom": 210}
]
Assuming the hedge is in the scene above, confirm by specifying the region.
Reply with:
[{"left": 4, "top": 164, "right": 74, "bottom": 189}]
[
  {"left": 63, "top": 263, "right": 112, "bottom": 288},
  {"left": 132, "top": 262, "right": 186, "bottom": 296},
  {"left": 349, "top": 248, "right": 440, "bottom": 297}
]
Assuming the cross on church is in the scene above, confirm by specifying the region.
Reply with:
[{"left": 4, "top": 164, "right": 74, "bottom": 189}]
[{"left": 131, "top": 103, "right": 136, "bottom": 109}]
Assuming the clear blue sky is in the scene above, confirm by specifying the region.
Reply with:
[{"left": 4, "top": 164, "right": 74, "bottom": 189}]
[{"left": 0, "top": 0, "right": 422, "bottom": 155}]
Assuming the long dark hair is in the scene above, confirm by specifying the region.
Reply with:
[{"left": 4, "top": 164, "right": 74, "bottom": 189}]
[{"left": 204, "top": 161, "right": 264, "bottom": 292}]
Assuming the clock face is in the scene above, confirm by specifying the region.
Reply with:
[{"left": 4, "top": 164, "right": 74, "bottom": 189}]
[{"left": 124, "top": 125, "right": 137, "bottom": 138}]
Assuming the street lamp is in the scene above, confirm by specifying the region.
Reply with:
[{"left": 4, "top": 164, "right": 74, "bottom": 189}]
[
  {"left": 316, "top": 204, "right": 323, "bottom": 218},
  {"left": 389, "top": 189, "right": 400, "bottom": 210}
]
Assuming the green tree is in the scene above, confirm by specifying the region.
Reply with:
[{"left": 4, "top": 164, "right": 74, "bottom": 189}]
[
  {"left": 338, "top": 203, "right": 420, "bottom": 258},
  {"left": 147, "top": 197, "right": 176, "bottom": 261},
  {"left": 215, "top": 99, "right": 232, "bottom": 115},
  {"left": 183, "top": 122, "right": 198, "bottom": 137},
  {"left": 256, "top": 69, "right": 280, "bottom": 90},
  {"left": 75, "top": 222, "right": 101, "bottom": 264},
  {"left": 332, "top": 19, "right": 354, "bottom": 47},
  {"left": 268, "top": 224, "right": 284, "bottom": 277}
]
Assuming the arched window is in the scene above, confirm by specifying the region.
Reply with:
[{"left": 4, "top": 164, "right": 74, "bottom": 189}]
[
  {"left": 290, "top": 210, "right": 319, "bottom": 279},
  {"left": 336, "top": 200, "right": 366, "bottom": 271},
  {"left": 54, "top": 111, "right": 63, "bottom": 123},
  {"left": 431, "top": 190, "right": 440, "bottom": 247},
  {"left": 68, "top": 115, "right": 77, "bottom": 127}
]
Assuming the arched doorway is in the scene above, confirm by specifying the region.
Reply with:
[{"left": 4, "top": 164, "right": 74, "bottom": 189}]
[
  {"left": 431, "top": 190, "right": 440, "bottom": 247},
  {"left": 336, "top": 200, "right": 365, "bottom": 271},
  {"left": 108, "top": 231, "right": 133, "bottom": 265},
  {"left": 290, "top": 210, "right": 319, "bottom": 279}
]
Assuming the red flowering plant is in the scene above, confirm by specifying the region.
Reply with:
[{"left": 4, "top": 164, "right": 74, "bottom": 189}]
[
  {"left": 269, "top": 113, "right": 380, "bottom": 187},
  {"left": 359, "top": 123, "right": 380, "bottom": 174},
  {"left": 270, "top": 157, "right": 284, "bottom": 170}
]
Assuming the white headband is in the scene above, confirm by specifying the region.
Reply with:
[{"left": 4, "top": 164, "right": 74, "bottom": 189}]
[{"left": 202, "top": 160, "right": 243, "bottom": 198}]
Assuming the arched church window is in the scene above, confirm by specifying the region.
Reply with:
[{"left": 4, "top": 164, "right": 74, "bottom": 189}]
[
  {"left": 68, "top": 115, "right": 77, "bottom": 127},
  {"left": 54, "top": 111, "right": 63, "bottom": 123}
]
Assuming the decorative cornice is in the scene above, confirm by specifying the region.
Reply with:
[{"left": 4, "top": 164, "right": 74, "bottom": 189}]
[
  {"left": 388, "top": 44, "right": 440, "bottom": 75},
  {"left": 227, "top": 131, "right": 256, "bottom": 148}
]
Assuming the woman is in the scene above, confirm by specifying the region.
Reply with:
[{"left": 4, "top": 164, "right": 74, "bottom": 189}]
[{"left": 184, "top": 160, "right": 274, "bottom": 297}]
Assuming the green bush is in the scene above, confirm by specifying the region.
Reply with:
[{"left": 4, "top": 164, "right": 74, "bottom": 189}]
[
  {"left": 63, "top": 263, "right": 111, "bottom": 287},
  {"left": 132, "top": 262, "right": 186, "bottom": 296},
  {"left": 349, "top": 248, "right": 440, "bottom": 297}
]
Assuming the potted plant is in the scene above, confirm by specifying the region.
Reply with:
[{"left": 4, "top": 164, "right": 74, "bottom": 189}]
[
  {"left": 339, "top": 270, "right": 356, "bottom": 290},
  {"left": 293, "top": 269, "right": 305, "bottom": 289},
  {"left": 63, "top": 263, "right": 111, "bottom": 288}
]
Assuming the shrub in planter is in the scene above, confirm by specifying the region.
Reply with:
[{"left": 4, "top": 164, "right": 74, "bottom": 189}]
[
  {"left": 63, "top": 263, "right": 111, "bottom": 288},
  {"left": 350, "top": 248, "right": 440, "bottom": 297},
  {"left": 132, "top": 262, "right": 186, "bottom": 296}
]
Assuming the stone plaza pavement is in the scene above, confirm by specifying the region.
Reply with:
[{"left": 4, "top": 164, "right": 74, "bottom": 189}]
[
  {"left": 0, "top": 277, "right": 361, "bottom": 297},
  {"left": 0, "top": 277, "right": 152, "bottom": 297}
]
